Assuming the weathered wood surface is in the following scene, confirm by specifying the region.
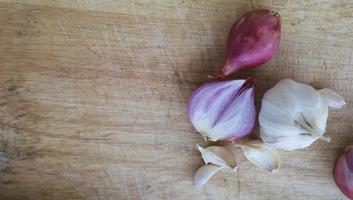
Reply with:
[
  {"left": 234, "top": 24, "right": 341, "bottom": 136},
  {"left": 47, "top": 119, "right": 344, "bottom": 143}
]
[{"left": 0, "top": 0, "right": 353, "bottom": 199}]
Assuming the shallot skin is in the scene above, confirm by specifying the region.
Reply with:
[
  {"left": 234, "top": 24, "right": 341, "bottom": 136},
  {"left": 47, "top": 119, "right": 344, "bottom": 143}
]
[
  {"left": 333, "top": 146, "right": 353, "bottom": 199},
  {"left": 216, "top": 9, "right": 281, "bottom": 78}
]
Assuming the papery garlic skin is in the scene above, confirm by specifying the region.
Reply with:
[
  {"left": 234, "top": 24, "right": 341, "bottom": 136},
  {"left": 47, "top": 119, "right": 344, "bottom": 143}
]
[
  {"left": 259, "top": 79, "right": 345, "bottom": 151},
  {"left": 188, "top": 78, "right": 256, "bottom": 141}
]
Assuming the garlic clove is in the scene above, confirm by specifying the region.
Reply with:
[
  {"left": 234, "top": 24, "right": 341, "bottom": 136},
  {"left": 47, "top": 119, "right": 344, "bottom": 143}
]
[
  {"left": 319, "top": 88, "right": 346, "bottom": 109},
  {"left": 188, "top": 78, "right": 256, "bottom": 141},
  {"left": 194, "top": 164, "right": 222, "bottom": 189},
  {"left": 238, "top": 140, "right": 280, "bottom": 172},
  {"left": 196, "top": 145, "right": 237, "bottom": 171},
  {"left": 194, "top": 145, "right": 237, "bottom": 188}
]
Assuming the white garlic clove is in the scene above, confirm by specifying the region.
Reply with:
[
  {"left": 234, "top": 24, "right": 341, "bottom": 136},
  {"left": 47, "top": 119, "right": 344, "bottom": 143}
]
[
  {"left": 194, "top": 164, "right": 222, "bottom": 189},
  {"left": 239, "top": 140, "right": 280, "bottom": 172},
  {"left": 196, "top": 145, "right": 237, "bottom": 171},
  {"left": 319, "top": 88, "right": 346, "bottom": 109}
]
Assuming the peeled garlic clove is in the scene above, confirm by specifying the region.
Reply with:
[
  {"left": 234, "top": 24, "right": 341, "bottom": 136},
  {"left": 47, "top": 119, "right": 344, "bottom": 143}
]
[
  {"left": 216, "top": 9, "right": 281, "bottom": 77},
  {"left": 196, "top": 145, "right": 237, "bottom": 171},
  {"left": 259, "top": 79, "right": 344, "bottom": 151},
  {"left": 238, "top": 140, "right": 280, "bottom": 172},
  {"left": 188, "top": 78, "right": 256, "bottom": 141},
  {"left": 319, "top": 88, "right": 346, "bottom": 109},
  {"left": 194, "top": 164, "right": 222, "bottom": 189},
  {"left": 333, "top": 145, "right": 353, "bottom": 199}
]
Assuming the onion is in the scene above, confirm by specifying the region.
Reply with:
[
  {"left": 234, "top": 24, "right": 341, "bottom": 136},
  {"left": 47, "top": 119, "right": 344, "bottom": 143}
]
[
  {"left": 333, "top": 145, "right": 353, "bottom": 199},
  {"left": 216, "top": 9, "right": 281, "bottom": 78}
]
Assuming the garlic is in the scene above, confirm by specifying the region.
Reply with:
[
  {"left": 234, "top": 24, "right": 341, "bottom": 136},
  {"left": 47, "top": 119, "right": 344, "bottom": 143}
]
[
  {"left": 259, "top": 79, "right": 345, "bottom": 151},
  {"left": 194, "top": 145, "right": 237, "bottom": 188},
  {"left": 196, "top": 145, "right": 237, "bottom": 171},
  {"left": 238, "top": 140, "right": 280, "bottom": 172},
  {"left": 194, "top": 165, "right": 222, "bottom": 189},
  {"left": 188, "top": 78, "right": 256, "bottom": 141}
]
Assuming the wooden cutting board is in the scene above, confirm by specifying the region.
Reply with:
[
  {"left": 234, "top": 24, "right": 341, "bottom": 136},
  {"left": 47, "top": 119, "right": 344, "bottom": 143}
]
[{"left": 0, "top": 0, "right": 352, "bottom": 199}]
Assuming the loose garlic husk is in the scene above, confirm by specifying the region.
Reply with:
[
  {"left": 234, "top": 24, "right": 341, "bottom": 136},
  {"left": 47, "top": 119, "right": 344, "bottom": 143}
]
[
  {"left": 188, "top": 78, "right": 256, "bottom": 141},
  {"left": 259, "top": 79, "right": 345, "bottom": 151},
  {"left": 194, "top": 145, "right": 237, "bottom": 188}
]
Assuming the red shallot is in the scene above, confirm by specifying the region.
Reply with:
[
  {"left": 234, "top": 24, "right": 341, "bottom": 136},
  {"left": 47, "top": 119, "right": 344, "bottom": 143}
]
[
  {"left": 216, "top": 9, "right": 281, "bottom": 78},
  {"left": 333, "top": 145, "right": 353, "bottom": 199}
]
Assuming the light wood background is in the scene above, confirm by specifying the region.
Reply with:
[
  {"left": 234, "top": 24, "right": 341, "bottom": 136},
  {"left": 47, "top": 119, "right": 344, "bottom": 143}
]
[{"left": 0, "top": 0, "right": 352, "bottom": 199}]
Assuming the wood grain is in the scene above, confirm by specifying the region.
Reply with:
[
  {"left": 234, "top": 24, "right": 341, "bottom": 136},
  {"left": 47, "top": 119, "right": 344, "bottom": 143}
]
[{"left": 0, "top": 0, "right": 353, "bottom": 199}]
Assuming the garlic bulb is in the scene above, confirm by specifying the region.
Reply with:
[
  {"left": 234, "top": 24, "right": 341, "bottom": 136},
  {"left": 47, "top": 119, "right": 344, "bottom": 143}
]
[
  {"left": 188, "top": 78, "right": 256, "bottom": 141},
  {"left": 259, "top": 79, "right": 345, "bottom": 151}
]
